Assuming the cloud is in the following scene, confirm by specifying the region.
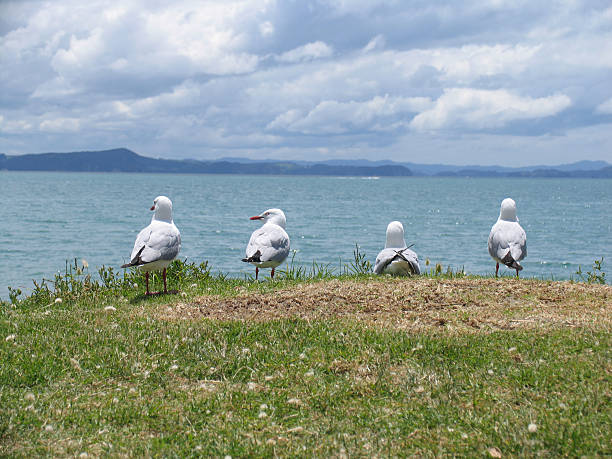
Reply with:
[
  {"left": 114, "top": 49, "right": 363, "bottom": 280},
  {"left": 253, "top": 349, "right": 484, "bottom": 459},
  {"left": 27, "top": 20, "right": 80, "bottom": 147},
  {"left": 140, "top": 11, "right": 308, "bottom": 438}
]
[
  {"left": 276, "top": 41, "right": 334, "bottom": 63},
  {"left": 410, "top": 89, "right": 572, "bottom": 131},
  {"left": 268, "top": 95, "right": 431, "bottom": 134},
  {"left": 0, "top": 0, "right": 611, "bottom": 164},
  {"left": 596, "top": 96, "right": 612, "bottom": 114}
]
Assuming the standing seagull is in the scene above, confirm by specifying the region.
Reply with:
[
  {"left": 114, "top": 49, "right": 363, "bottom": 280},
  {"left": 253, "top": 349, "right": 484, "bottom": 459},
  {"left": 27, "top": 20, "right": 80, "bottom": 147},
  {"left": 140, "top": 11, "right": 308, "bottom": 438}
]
[
  {"left": 374, "top": 221, "right": 420, "bottom": 276},
  {"left": 242, "top": 208, "right": 290, "bottom": 280},
  {"left": 488, "top": 198, "right": 526, "bottom": 278},
  {"left": 121, "top": 196, "right": 181, "bottom": 295}
]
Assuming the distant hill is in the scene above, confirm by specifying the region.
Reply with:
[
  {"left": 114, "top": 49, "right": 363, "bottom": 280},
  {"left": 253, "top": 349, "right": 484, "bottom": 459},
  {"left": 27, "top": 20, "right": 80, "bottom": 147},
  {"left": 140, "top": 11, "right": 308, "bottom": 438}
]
[
  {"left": 0, "top": 148, "right": 412, "bottom": 176},
  {"left": 0, "top": 148, "right": 610, "bottom": 177},
  {"left": 216, "top": 156, "right": 612, "bottom": 177}
]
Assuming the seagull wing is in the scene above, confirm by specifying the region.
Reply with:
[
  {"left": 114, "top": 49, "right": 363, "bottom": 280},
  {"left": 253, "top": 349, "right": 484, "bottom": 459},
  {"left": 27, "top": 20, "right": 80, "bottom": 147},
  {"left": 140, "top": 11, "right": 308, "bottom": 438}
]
[
  {"left": 125, "top": 221, "right": 181, "bottom": 267},
  {"left": 246, "top": 224, "right": 290, "bottom": 264},
  {"left": 488, "top": 220, "right": 526, "bottom": 263}
]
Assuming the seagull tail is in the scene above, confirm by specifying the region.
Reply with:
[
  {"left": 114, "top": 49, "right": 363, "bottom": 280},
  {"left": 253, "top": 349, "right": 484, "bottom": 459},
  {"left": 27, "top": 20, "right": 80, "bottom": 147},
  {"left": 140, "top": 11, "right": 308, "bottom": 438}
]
[
  {"left": 122, "top": 246, "right": 145, "bottom": 268},
  {"left": 242, "top": 250, "right": 262, "bottom": 263},
  {"left": 501, "top": 251, "right": 523, "bottom": 271}
]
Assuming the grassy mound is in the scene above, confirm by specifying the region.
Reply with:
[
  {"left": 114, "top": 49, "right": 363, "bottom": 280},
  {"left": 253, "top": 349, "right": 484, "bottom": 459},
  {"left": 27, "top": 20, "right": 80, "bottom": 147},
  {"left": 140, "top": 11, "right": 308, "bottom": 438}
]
[{"left": 1, "top": 261, "right": 610, "bottom": 456}]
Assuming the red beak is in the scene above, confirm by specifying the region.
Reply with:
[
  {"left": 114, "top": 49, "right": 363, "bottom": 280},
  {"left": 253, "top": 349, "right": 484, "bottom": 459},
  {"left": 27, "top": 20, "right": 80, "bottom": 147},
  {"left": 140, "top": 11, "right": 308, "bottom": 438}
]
[
  {"left": 250, "top": 215, "right": 263, "bottom": 220},
  {"left": 150, "top": 205, "right": 155, "bottom": 211}
]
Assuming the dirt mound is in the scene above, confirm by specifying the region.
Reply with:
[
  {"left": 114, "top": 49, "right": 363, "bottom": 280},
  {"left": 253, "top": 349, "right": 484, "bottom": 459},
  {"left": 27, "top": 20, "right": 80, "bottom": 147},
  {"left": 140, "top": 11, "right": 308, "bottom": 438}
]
[{"left": 158, "top": 277, "right": 611, "bottom": 332}]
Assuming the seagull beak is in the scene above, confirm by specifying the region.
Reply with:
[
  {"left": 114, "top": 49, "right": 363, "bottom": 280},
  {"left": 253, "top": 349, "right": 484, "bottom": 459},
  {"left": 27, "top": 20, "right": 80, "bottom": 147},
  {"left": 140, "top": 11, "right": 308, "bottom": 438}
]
[
  {"left": 250, "top": 215, "right": 263, "bottom": 220},
  {"left": 150, "top": 205, "right": 155, "bottom": 211}
]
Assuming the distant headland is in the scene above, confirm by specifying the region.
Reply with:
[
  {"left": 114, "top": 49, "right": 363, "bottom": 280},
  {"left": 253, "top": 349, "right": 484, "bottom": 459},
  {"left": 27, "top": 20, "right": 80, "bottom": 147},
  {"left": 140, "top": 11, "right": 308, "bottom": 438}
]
[{"left": 0, "top": 148, "right": 610, "bottom": 178}]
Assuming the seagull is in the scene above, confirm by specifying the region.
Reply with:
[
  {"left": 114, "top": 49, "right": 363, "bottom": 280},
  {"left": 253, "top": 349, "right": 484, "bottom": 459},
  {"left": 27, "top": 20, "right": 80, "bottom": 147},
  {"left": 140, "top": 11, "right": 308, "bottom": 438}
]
[
  {"left": 121, "top": 196, "right": 181, "bottom": 295},
  {"left": 242, "top": 208, "right": 290, "bottom": 280},
  {"left": 488, "top": 198, "right": 527, "bottom": 278},
  {"left": 374, "top": 221, "right": 420, "bottom": 276}
]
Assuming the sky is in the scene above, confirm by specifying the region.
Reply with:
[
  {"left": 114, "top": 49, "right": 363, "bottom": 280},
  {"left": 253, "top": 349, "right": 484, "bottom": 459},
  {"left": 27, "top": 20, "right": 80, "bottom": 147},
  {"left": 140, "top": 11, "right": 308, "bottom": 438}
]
[{"left": 1, "top": 0, "right": 612, "bottom": 166}]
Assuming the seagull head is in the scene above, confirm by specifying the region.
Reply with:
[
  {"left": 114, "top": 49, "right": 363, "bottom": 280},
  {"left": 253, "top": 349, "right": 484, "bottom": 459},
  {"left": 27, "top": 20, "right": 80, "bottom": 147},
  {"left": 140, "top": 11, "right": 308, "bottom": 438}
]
[
  {"left": 250, "top": 208, "right": 286, "bottom": 228},
  {"left": 385, "top": 221, "right": 407, "bottom": 249},
  {"left": 151, "top": 196, "right": 173, "bottom": 222},
  {"left": 499, "top": 198, "right": 518, "bottom": 222}
]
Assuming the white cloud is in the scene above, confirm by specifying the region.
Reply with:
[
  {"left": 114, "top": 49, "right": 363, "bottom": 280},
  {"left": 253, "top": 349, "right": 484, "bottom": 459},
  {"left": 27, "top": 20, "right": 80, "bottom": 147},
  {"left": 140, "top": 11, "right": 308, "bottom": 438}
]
[
  {"left": 362, "top": 35, "right": 385, "bottom": 53},
  {"left": 410, "top": 88, "right": 572, "bottom": 131},
  {"left": 269, "top": 95, "right": 431, "bottom": 134},
  {"left": 1, "top": 0, "right": 611, "bottom": 164},
  {"left": 39, "top": 117, "right": 81, "bottom": 133},
  {"left": 276, "top": 41, "right": 334, "bottom": 63},
  {"left": 596, "top": 96, "right": 612, "bottom": 114}
]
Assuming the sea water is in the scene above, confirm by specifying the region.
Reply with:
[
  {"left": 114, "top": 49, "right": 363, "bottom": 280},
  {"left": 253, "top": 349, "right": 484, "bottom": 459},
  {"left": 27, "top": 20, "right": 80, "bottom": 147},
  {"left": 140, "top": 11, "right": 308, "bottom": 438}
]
[{"left": 1, "top": 171, "right": 610, "bottom": 296}]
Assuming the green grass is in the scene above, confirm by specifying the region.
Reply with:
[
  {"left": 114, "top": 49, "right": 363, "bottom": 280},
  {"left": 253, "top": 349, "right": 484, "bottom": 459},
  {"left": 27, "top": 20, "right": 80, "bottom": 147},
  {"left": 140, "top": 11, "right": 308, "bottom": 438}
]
[{"left": 1, "top": 260, "right": 610, "bottom": 457}]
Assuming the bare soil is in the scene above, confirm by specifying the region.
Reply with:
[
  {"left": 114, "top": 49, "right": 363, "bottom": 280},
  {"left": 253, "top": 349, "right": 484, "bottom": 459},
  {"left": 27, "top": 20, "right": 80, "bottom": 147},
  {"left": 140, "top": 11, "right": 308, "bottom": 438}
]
[{"left": 154, "top": 277, "right": 612, "bottom": 333}]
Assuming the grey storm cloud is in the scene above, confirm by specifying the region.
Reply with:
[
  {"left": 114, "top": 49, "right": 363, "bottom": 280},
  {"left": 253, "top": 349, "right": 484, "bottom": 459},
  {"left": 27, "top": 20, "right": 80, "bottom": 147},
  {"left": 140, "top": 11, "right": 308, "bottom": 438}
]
[{"left": 1, "top": 0, "right": 611, "bottom": 165}]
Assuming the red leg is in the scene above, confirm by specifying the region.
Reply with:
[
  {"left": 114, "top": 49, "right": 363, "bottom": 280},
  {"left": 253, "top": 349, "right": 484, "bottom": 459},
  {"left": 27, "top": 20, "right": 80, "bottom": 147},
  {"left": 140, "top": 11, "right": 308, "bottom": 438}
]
[
  {"left": 495, "top": 263, "right": 499, "bottom": 277},
  {"left": 255, "top": 267, "right": 259, "bottom": 280},
  {"left": 271, "top": 268, "right": 275, "bottom": 279},
  {"left": 145, "top": 271, "right": 150, "bottom": 295},
  {"left": 163, "top": 268, "right": 167, "bottom": 293}
]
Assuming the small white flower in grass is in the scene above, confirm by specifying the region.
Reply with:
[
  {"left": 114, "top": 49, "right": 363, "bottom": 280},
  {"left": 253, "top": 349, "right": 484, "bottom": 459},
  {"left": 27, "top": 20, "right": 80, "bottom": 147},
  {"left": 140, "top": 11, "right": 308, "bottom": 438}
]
[
  {"left": 79, "top": 452, "right": 88, "bottom": 458},
  {"left": 170, "top": 364, "right": 179, "bottom": 371},
  {"left": 461, "top": 433, "right": 468, "bottom": 439},
  {"left": 54, "top": 298, "right": 62, "bottom": 304},
  {"left": 181, "top": 292, "right": 187, "bottom": 298},
  {"left": 260, "top": 403, "right": 268, "bottom": 410},
  {"left": 299, "top": 352, "right": 306, "bottom": 359},
  {"left": 258, "top": 411, "right": 268, "bottom": 418},
  {"left": 508, "top": 347, "right": 517, "bottom": 352},
  {"left": 264, "top": 375, "right": 274, "bottom": 381},
  {"left": 44, "top": 424, "right": 54, "bottom": 432},
  {"left": 304, "top": 370, "right": 314, "bottom": 378},
  {"left": 191, "top": 283, "right": 198, "bottom": 288},
  {"left": 224, "top": 456, "right": 232, "bottom": 459},
  {"left": 241, "top": 348, "right": 250, "bottom": 355},
  {"left": 414, "top": 386, "right": 425, "bottom": 393},
  {"left": 5, "top": 334, "right": 15, "bottom": 342},
  {"left": 487, "top": 369, "right": 494, "bottom": 375},
  {"left": 70, "top": 358, "right": 81, "bottom": 371},
  {"left": 528, "top": 423, "right": 537, "bottom": 433},
  {"left": 112, "top": 397, "right": 119, "bottom": 404},
  {"left": 128, "top": 388, "right": 137, "bottom": 395},
  {"left": 287, "top": 398, "right": 301, "bottom": 405},
  {"left": 247, "top": 382, "right": 257, "bottom": 390},
  {"left": 24, "top": 392, "right": 35, "bottom": 401},
  {"left": 266, "top": 438, "right": 276, "bottom": 445},
  {"left": 104, "top": 306, "right": 116, "bottom": 312}
]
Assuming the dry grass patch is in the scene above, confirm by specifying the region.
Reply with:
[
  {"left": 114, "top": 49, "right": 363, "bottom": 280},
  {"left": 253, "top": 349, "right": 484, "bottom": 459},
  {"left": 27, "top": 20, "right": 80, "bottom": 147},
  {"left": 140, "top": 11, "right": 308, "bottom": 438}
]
[{"left": 158, "top": 277, "right": 611, "bottom": 332}]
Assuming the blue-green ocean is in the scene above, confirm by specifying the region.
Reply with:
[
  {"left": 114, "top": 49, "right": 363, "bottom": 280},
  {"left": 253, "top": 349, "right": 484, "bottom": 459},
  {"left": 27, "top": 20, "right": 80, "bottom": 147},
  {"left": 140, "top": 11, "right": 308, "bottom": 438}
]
[{"left": 1, "top": 171, "right": 610, "bottom": 296}]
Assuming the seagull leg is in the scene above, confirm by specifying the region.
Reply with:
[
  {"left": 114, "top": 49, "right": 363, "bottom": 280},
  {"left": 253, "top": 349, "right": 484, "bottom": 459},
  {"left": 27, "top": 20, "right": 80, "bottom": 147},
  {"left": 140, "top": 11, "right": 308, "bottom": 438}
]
[
  {"left": 516, "top": 268, "right": 520, "bottom": 278},
  {"left": 495, "top": 263, "right": 499, "bottom": 277},
  {"left": 255, "top": 267, "right": 259, "bottom": 280},
  {"left": 145, "top": 271, "right": 150, "bottom": 295},
  {"left": 271, "top": 268, "right": 275, "bottom": 279},
  {"left": 163, "top": 268, "right": 168, "bottom": 294}
]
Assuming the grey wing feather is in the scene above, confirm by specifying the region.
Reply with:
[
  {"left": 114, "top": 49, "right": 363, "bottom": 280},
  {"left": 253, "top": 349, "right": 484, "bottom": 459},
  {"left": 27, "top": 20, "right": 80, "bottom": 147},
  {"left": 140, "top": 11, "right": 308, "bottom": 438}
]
[
  {"left": 130, "top": 222, "right": 181, "bottom": 265},
  {"left": 488, "top": 221, "right": 526, "bottom": 262},
  {"left": 374, "top": 248, "right": 397, "bottom": 274},
  {"left": 246, "top": 225, "right": 290, "bottom": 263},
  {"left": 397, "top": 248, "right": 420, "bottom": 275},
  {"left": 374, "top": 248, "right": 420, "bottom": 275}
]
